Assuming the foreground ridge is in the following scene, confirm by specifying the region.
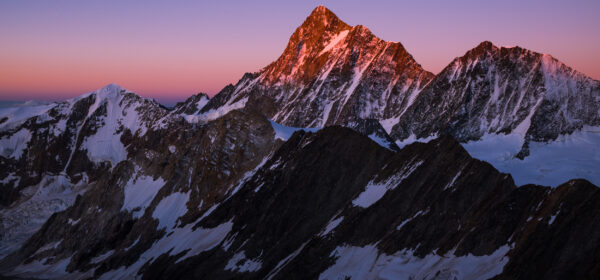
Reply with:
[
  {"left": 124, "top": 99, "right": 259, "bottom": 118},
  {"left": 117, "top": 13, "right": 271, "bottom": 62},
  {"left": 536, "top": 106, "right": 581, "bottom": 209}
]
[{"left": 1, "top": 124, "right": 599, "bottom": 279}]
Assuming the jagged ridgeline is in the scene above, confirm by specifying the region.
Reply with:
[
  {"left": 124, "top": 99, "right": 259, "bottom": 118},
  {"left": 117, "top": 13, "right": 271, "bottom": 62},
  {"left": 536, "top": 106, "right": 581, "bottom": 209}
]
[
  {"left": 0, "top": 5, "right": 599, "bottom": 280},
  {"left": 195, "top": 5, "right": 599, "bottom": 186}
]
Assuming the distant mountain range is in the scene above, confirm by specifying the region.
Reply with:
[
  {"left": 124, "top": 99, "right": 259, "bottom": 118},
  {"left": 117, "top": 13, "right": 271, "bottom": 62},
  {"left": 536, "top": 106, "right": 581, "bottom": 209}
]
[{"left": 0, "top": 6, "right": 599, "bottom": 280}]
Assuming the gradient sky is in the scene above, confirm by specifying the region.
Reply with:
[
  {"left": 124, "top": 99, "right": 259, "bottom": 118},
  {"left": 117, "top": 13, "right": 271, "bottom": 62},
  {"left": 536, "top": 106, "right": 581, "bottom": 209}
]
[{"left": 1, "top": 0, "right": 599, "bottom": 105}]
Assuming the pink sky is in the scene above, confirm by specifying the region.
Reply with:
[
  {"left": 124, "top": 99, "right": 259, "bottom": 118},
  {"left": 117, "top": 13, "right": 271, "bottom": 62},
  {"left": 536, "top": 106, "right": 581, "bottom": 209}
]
[{"left": 1, "top": 0, "right": 599, "bottom": 105}]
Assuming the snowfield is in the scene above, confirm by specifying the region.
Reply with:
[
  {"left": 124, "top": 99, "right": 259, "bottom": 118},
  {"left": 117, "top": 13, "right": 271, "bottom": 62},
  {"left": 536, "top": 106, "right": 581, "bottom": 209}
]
[{"left": 462, "top": 127, "right": 600, "bottom": 187}]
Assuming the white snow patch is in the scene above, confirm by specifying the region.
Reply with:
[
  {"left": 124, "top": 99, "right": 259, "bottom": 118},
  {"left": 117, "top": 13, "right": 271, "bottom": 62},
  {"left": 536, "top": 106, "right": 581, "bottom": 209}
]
[
  {"left": 379, "top": 118, "right": 400, "bottom": 135},
  {"left": 512, "top": 97, "right": 543, "bottom": 136},
  {"left": 168, "top": 145, "right": 176, "bottom": 153},
  {"left": 223, "top": 155, "right": 270, "bottom": 195},
  {"left": 33, "top": 240, "right": 62, "bottom": 255},
  {"left": 319, "top": 244, "right": 510, "bottom": 280},
  {"left": 319, "top": 216, "right": 344, "bottom": 237},
  {"left": 0, "top": 128, "right": 32, "bottom": 159},
  {"left": 195, "top": 95, "right": 209, "bottom": 112},
  {"left": 221, "top": 233, "right": 236, "bottom": 251},
  {"left": 396, "top": 209, "right": 429, "bottom": 231},
  {"left": 0, "top": 173, "right": 20, "bottom": 187},
  {"left": 266, "top": 241, "right": 310, "bottom": 280},
  {"left": 152, "top": 191, "right": 191, "bottom": 231},
  {"left": 82, "top": 133, "right": 127, "bottom": 165},
  {"left": 400, "top": 88, "right": 423, "bottom": 117},
  {"left": 319, "top": 30, "right": 349, "bottom": 56},
  {"left": 174, "top": 221, "right": 234, "bottom": 263},
  {"left": 353, "top": 183, "right": 389, "bottom": 209},
  {"left": 269, "top": 120, "right": 320, "bottom": 141},
  {"left": 99, "top": 221, "right": 233, "bottom": 279},
  {"left": 125, "top": 237, "right": 140, "bottom": 251},
  {"left": 225, "top": 251, "right": 262, "bottom": 273},
  {"left": 198, "top": 203, "right": 219, "bottom": 222},
  {"left": 395, "top": 134, "right": 438, "bottom": 149},
  {"left": 463, "top": 127, "right": 600, "bottom": 187},
  {"left": 122, "top": 175, "right": 166, "bottom": 219},
  {"left": 367, "top": 133, "right": 394, "bottom": 150},
  {"left": 548, "top": 210, "right": 560, "bottom": 225},
  {"left": 52, "top": 119, "right": 67, "bottom": 137},
  {"left": 91, "top": 250, "right": 114, "bottom": 264},
  {"left": 444, "top": 169, "right": 463, "bottom": 191},
  {"left": 320, "top": 101, "right": 334, "bottom": 127},
  {"left": 184, "top": 97, "right": 248, "bottom": 123},
  {"left": 353, "top": 160, "right": 424, "bottom": 208},
  {"left": 67, "top": 218, "right": 80, "bottom": 226}
]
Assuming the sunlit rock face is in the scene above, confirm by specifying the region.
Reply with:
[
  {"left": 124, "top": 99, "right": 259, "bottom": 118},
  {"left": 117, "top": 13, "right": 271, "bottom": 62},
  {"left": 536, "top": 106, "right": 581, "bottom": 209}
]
[{"left": 200, "top": 6, "right": 434, "bottom": 128}]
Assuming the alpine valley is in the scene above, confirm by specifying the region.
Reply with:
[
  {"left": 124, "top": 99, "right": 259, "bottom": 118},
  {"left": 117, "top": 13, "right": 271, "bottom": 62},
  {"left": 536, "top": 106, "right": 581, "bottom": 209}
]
[{"left": 1, "top": 6, "right": 599, "bottom": 280}]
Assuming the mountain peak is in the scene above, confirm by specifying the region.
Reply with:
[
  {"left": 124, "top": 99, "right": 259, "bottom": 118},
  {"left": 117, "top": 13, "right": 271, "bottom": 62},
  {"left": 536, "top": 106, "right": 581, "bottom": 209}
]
[
  {"left": 220, "top": 5, "right": 434, "bottom": 127},
  {"left": 73, "top": 83, "right": 132, "bottom": 103},
  {"left": 94, "top": 83, "right": 128, "bottom": 98},
  {"left": 455, "top": 40, "right": 499, "bottom": 63},
  {"left": 467, "top": 40, "right": 498, "bottom": 57},
  {"left": 306, "top": 5, "right": 337, "bottom": 23},
  {"left": 299, "top": 6, "right": 349, "bottom": 34},
  {"left": 100, "top": 83, "right": 125, "bottom": 92},
  {"left": 313, "top": 5, "right": 328, "bottom": 12},
  {"left": 476, "top": 40, "right": 496, "bottom": 49},
  {"left": 259, "top": 6, "right": 351, "bottom": 84}
]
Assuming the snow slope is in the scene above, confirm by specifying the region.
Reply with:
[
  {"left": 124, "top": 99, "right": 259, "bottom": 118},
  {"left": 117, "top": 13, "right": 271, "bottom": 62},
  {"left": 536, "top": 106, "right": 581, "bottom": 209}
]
[{"left": 319, "top": 244, "right": 510, "bottom": 280}]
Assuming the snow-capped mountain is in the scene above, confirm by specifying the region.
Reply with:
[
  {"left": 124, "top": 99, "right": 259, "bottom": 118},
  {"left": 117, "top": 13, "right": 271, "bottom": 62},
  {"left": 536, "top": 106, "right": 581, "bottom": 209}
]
[
  {"left": 198, "top": 6, "right": 433, "bottom": 128},
  {"left": 0, "top": 84, "right": 171, "bottom": 256},
  {"left": 390, "top": 41, "right": 600, "bottom": 156},
  {"left": 387, "top": 41, "right": 600, "bottom": 186}
]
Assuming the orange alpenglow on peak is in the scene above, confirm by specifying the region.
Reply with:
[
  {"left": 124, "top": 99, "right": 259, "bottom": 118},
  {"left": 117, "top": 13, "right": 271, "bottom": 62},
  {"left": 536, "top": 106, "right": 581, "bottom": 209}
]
[
  {"left": 202, "top": 5, "right": 434, "bottom": 128},
  {"left": 260, "top": 5, "right": 429, "bottom": 89},
  {"left": 260, "top": 6, "right": 351, "bottom": 84},
  {"left": 308, "top": 5, "right": 337, "bottom": 20},
  {"left": 296, "top": 6, "right": 351, "bottom": 43}
]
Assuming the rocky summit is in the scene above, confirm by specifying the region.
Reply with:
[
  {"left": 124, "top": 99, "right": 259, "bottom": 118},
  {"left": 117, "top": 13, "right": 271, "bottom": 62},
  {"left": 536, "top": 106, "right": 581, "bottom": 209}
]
[
  {"left": 199, "top": 6, "right": 434, "bottom": 128},
  {"left": 0, "top": 5, "right": 599, "bottom": 280}
]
